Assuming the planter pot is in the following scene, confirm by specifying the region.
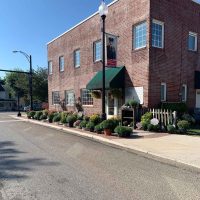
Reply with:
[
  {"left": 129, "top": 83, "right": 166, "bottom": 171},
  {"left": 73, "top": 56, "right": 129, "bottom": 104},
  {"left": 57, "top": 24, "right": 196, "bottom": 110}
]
[
  {"left": 68, "top": 122, "right": 74, "bottom": 127},
  {"left": 104, "top": 129, "right": 112, "bottom": 136},
  {"left": 96, "top": 131, "right": 103, "bottom": 134}
]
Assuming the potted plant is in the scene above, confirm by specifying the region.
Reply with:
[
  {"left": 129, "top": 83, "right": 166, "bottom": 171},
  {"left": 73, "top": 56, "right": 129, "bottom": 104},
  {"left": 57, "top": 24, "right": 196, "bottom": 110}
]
[
  {"left": 73, "top": 120, "right": 82, "bottom": 128},
  {"left": 94, "top": 124, "right": 103, "bottom": 134},
  {"left": 114, "top": 126, "right": 132, "bottom": 137},
  {"left": 101, "top": 119, "right": 115, "bottom": 136},
  {"left": 86, "top": 121, "right": 95, "bottom": 132},
  {"left": 80, "top": 120, "right": 87, "bottom": 130},
  {"left": 66, "top": 115, "right": 77, "bottom": 127}
]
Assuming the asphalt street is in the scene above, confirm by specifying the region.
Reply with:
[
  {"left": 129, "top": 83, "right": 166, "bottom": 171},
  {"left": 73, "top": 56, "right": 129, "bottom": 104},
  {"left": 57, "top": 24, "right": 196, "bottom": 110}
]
[{"left": 0, "top": 112, "right": 200, "bottom": 200}]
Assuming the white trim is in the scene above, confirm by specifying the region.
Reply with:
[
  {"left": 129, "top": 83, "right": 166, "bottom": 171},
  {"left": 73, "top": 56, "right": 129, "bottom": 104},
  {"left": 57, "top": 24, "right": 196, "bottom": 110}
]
[
  {"left": 152, "top": 19, "right": 164, "bottom": 49},
  {"left": 47, "top": 0, "right": 119, "bottom": 45},
  {"left": 188, "top": 31, "right": 198, "bottom": 51},
  {"left": 181, "top": 84, "right": 187, "bottom": 102},
  {"left": 161, "top": 82, "right": 166, "bottom": 102}
]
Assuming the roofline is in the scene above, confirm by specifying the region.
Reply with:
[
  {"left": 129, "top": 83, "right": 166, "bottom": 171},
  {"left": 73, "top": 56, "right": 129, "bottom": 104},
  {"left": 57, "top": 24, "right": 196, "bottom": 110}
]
[{"left": 47, "top": 0, "right": 119, "bottom": 45}]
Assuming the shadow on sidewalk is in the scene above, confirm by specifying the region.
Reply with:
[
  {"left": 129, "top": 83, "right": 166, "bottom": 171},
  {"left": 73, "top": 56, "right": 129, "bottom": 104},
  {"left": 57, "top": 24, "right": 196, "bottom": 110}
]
[{"left": 0, "top": 141, "right": 59, "bottom": 180}]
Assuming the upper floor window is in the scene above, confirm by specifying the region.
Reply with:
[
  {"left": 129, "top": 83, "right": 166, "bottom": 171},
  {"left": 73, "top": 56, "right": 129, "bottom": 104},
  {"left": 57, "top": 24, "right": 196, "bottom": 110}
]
[
  {"left": 161, "top": 82, "right": 166, "bottom": 102},
  {"left": 81, "top": 89, "right": 93, "bottom": 106},
  {"left": 94, "top": 40, "right": 102, "bottom": 62},
  {"left": 181, "top": 84, "right": 187, "bottom": 102},
  {"left": 48, "top": 61, "right": 52, "bottom": 75},
  {"left": 59, "top": 56, "right": 64, "bottom": 72},
  {"left": 188, "top": 32, "right": 197, "bottom": 51},
  {"left": 152, "top": 19, "right": 164, "bottom": 48},
  {"left": 65, "top": 90, "right": 75, "bottom": 106},
  {"left": 133, "top": 21, "right": 147, "bottom": 50},
  {"left": 52, "top": 91, "right": 60, "bottom": 104},
  {"left": 74, "top": 49, "right": 80, "bottom": 68}
]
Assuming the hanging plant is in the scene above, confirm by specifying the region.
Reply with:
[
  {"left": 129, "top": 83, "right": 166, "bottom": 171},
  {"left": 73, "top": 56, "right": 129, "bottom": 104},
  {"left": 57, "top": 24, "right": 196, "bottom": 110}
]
[
  {"left": 110, "top": 88, "right": 122, "bottom": 98},
  {"left": 91, "top": 90, "right": 101, "bottom": 99}
]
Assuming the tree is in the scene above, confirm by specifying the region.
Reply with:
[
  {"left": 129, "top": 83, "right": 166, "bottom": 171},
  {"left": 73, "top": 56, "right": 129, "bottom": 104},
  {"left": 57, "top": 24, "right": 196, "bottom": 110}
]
[{"left": 5, "top": 67, "right": 48, "bottom": 104}]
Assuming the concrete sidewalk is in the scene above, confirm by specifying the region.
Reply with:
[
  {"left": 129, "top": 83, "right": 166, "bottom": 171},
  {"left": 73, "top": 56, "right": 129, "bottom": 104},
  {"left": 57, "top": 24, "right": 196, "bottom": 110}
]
[{"left": 12, "top": 115, "right": 200, "bottom": 170}]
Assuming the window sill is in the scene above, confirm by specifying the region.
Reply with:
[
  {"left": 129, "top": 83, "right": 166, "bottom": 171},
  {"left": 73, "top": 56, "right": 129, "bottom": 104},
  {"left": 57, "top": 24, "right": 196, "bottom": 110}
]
[
  {"left": 152, "top": 46, "right": 164, "bottom": 49},
  {"left": 75, "top": 66, "right": 80, "bottom": 69},
  {"left": 94, "top": 60, "right": 102, "bottom": 64},
  {"left": 60, "top": 70, "right": 64, "bottom": 73},
  {"left": 132, "top": 46, "right": 147, "bottom": 52},
  {"left": 188, "top": 49, "right": 198, "bottom": 53},
  {"left": 82, "top": 105, "right": 94, "bottom": 107}
]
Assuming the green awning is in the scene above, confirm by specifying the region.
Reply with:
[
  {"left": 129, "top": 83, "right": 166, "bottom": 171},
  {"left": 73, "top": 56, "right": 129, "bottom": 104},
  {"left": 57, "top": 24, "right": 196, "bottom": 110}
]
[{"left": 86, "top": 66, "right": 125, "bottom": 90}]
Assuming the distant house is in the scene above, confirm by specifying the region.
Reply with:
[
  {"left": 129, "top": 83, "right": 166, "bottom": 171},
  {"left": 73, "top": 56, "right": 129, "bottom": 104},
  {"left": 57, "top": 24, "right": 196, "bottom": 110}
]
[{"left": 0, "top": 84, "right": 16, "bottom": 111}]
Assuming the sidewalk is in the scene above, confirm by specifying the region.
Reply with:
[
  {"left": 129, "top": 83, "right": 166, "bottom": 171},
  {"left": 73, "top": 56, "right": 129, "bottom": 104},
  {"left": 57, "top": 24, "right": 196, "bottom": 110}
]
[{"left": 12, "top": 115, "right": 200, "bottom": 170}]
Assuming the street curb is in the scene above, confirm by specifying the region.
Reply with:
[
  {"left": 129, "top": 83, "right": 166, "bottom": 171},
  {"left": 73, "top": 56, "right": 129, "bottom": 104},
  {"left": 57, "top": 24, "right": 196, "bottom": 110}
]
[{"left": 11, "top": 115, "right": 200, "bottom": 173}]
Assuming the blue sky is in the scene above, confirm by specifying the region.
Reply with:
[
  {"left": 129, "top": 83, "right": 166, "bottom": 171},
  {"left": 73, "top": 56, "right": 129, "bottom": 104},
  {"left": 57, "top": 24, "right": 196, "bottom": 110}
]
[{"left": 0, "top": 0, "right": 113, "bottom": 78}]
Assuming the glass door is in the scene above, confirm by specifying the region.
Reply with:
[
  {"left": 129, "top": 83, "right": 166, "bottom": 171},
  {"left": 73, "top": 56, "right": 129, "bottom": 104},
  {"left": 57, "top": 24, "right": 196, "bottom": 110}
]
[{"left": 106, "top": 91, "right": 118, "bottom": 118}]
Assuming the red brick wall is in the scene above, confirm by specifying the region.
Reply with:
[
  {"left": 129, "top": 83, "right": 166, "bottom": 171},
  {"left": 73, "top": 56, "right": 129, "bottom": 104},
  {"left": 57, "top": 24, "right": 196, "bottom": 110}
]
[
  {"left": 48, "top": 0, "right": 150, "bottom": 114},
  {"left": 149, "top": 0, "right": 200, "bottom": 108}
]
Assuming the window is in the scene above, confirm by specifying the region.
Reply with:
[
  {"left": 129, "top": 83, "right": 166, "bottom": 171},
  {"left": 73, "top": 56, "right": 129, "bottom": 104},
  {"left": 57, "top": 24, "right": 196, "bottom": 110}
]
[
  {"left": 94, "top": 40, "right": 102, "bottom": 62},
  {"left": 48, "top": 61, "right": 52, "bottom": 75},
  {"left": 65, "top": 90, "right": 75, "bottom": 106},
  {"left": 59, "top": 56, "right": 64, "bottom": 72},
  {"left": 74, "top": 49, "right": 80, "bottom": 68},
  {"left": 133, "top": 22, "right": 147, "bottom": 49},
  {"left": 192, "top": 0, "right": 200, "bottom": 5},
  {"left": 81, "top": 89, "right": 93, "bottom": 105},
  {"left": 188, "top": 32, "right": 197, "bottom": 51},
  {"left": 161, "top": 83, "right": 166, "bottom": 102},
  {"left": 52, "top": 91, "right": 60, "bottom": 104},
  {"left": 152, "top": 19, "right": 164, "bottom": 48},
  {"left": 181, "top": 84, "right": 187, "bottom": 102}
]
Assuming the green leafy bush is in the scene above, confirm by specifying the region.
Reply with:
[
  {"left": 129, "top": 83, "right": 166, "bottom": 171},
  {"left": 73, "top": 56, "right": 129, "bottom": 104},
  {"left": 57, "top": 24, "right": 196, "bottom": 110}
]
[
  {"left": 101, "top": 119, "right": 117, "bottom": 132},
  {"left": 86, "top": 121, "right": 95, "bottom": 132},
  {"left": 66, "top": 115, "right": 77, "bottom": 124},
  {"left": 80, "top": 120, "right": 87, "bottom": 128},
  {"left": 27, "top": 111, "right": 36, "bottom": 119},
  {"left": 83, "top": 116, "right": 90, "bottom": 122},
  {"left": 128, "top": 100, "right": 139, "bottom": 108},
  {"left": 94, "top": 124, "right": 103, "bottom": 134},
  {"left": 167, "top": 125, "right": 176, "bottom": 134},
  {"left": 53, "top": 113, "right": 61, "bottom": 122},
  {"left": 147, "top": 124, "right": 159, "bottom": 132},
  {"left": 141, "top": 112, "right": 153, "bottom": 130},
  {"left": 60, "top": 112, "right": 68, "bottom": 124},
  {"left": 39, "top": 114, "right": 47, "bottom": 120},
  {"left": 34, "top": 111, "right": 43, "bottom": 120},
  {"left": 114, "top": 126, "right": 132, "bottom": 137},
  {"left": 182, "top": 114, "right": 195, "bottom": 125},
  {"left": 89, "top": 114, "right": 101, "bottom": 125},
  {"left": 177, "top": 120, "right": 190, "bottom": 132}
]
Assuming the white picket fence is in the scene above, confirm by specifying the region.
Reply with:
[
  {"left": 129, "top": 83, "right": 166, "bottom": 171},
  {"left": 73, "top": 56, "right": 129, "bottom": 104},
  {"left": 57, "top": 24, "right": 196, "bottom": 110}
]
[{"left": 149, "top": 109, "right": 177, "bottom": 127}]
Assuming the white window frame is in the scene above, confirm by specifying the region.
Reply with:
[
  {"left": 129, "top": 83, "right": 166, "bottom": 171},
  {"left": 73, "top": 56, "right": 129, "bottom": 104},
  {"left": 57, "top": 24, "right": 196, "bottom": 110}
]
[
  {"left": 133, "top": 21, "right": 147, "bottom": 50},
  {"left": 152, "top": 19, "right": 164, "bottom": 49},
  {"left": 94, "top": 40, "right": 102, "bottom": 62},
  {"left": 48, "top": 61, "right": 52, "bottom": 75},
  {"left": 52, "top": 91, "right": 60, "bottom": 105},
  {"left": 81, "top": 89, "right": 93, "bottom": 106},
  {"left": 161, "top": 82, "right": 167, "bottom": 102},
  {"left": 74, "top": 49, "right": 80, "bottom": 68},
  {"left": 181, "top": 84, "right": 187, "bottom": 102},
  {"left": 188, "top": 32, "right": 197, "bottom": 51},
  {"left": 65, "top": 90, "right": 75, "bottom": 106},
  {"left": 59, "top": 56, "right": 64, "bottom": 72}
]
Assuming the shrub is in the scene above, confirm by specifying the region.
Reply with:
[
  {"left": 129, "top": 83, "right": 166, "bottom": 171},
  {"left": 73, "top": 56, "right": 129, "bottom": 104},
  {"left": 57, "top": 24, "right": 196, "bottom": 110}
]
[
  {"left": 167, "top": 125, "right": 176, "bottom": 134},
  {"left": 39, "top": 114, "right": 47, "bottom": 120},
  {"left": 66, "top": 115, "right": 77, "bottom": 124},
  {"left": 86, "top": 121, "right": 95, "bottom": 132},
  {"left": 43, "top": 109, "right": 49, "bottom": 117},
  {"left": 27, "top": 111, "right": 36, "bottom": 119},
  {"left": 53, "top": 113, "right": 61, "bottom": 122},
  {"left": 94, "top": 124, "right": 103, "bottom": 134},
  {"left": 80, "top": 120, "right": 87, "bottom": 128},
  {"left": 34, "top": 111, "right": 43, "bottom": 120},
  {"left": 114, "top": 126, "right": 132, "bottom": 137},
  {"left": 101, "top": 119, "right": 118, "bottom": 132},
  {"left": 90, "top": 114, "right": 101, "bottom": 125},
  {"left": 182, "top": 114, "right": 195, "bottom": 125},
  {"left": 177, "top": 120, "right": 190, "bottom": 132},
  {"left": 141, "top": 112, "right": 153, "bottom": 130},
  {"left": 147, "top": 124, "right": 159, "bottom": 132},
  {"left": 83, "top": 116, "right": 90, "bottom": 122},
  {"left": 60, "top": 112, "right": 68, "bottom": 124},
  {"left": 48, "top": 112, "right": 55, "bottom": 123}
]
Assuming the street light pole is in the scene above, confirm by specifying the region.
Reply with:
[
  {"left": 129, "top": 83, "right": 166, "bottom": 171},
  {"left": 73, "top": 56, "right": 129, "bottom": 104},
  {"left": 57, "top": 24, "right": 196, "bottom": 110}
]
[
  {"left": 99, "top": 0, "right": 108, "bottom": 121},
  {"left": 13, "top": 50, "right": 33, "bottom": 111}
]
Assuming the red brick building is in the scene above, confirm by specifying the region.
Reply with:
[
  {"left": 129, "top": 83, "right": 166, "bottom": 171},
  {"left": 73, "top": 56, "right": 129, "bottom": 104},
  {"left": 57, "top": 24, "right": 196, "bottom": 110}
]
[{"left": 47, "top": 0, "right": 200, "bottom": 117}]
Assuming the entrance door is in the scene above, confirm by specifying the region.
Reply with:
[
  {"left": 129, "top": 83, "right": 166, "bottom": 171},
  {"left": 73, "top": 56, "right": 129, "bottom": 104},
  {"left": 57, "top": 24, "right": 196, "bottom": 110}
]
[
  {"left": 196, "top": 90, "right": 200, "bottom": 108},
  {"left": 106, "top": 91, "right": 118, "bottom": 118}
]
